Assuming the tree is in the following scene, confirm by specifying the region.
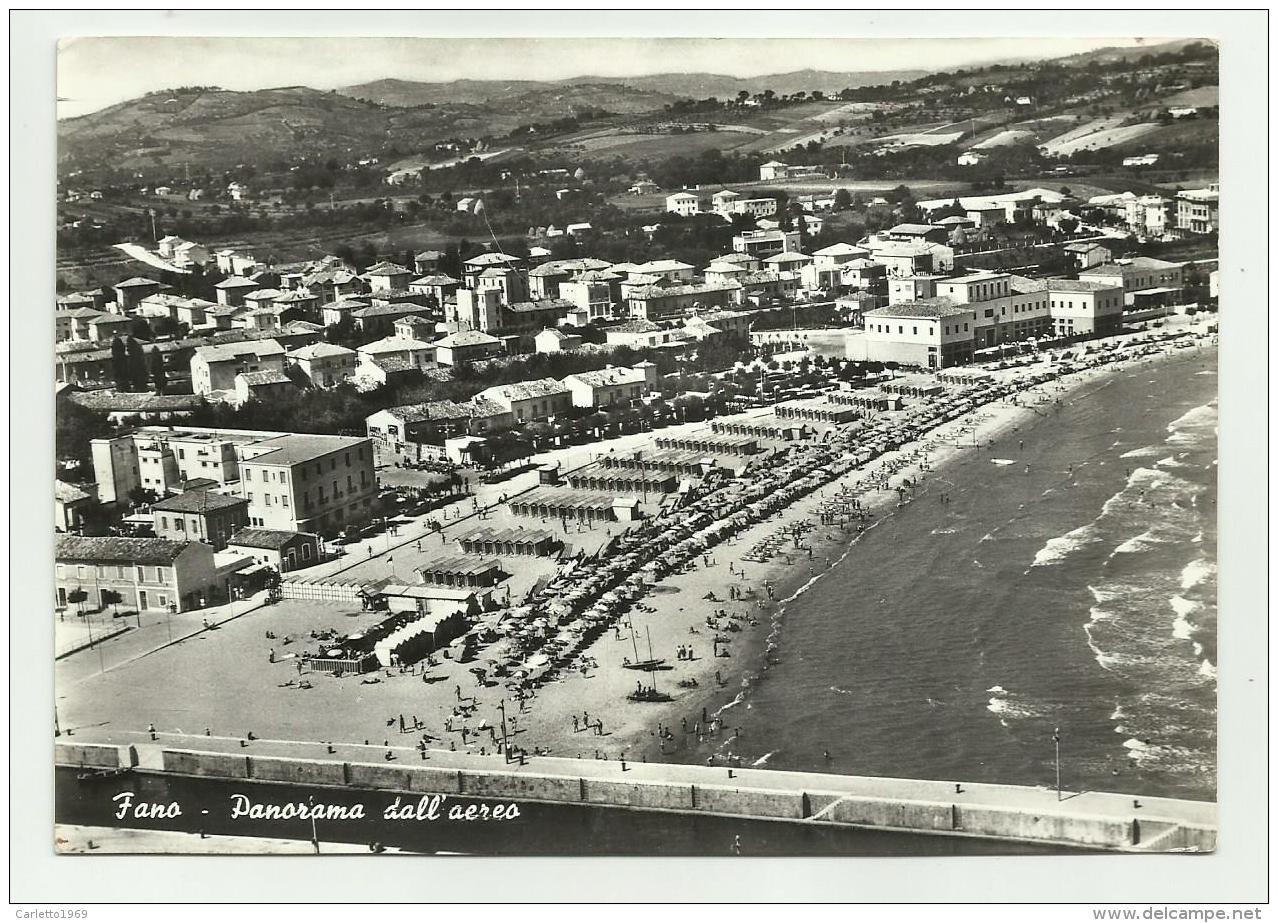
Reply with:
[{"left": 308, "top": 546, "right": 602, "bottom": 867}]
[
  {"left": 833, "top": 188, "right": 853, "bottom": 211},
  {"left": 149, "top": 347, "right": 168, "bottom": 394},
  {"left": 67, "top": 588, "right": 88, "bottom": 616},
  {"left": 109, "top": 336, "right": 130, "bottom": 390},
  {"left": 100, "top": 588, "right": 123, "bottom": 617},
  {"left": 126, "top": 339, "right": 149, "bottom": 391}
]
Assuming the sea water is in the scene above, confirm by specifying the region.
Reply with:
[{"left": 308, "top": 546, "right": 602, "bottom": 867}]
[{"left": 688, "top": 347, "right": 1218, "bottom": 802}]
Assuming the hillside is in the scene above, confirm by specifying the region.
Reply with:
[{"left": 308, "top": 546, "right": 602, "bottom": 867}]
[
  {"left": 57, "top": 85, "right": 507, "bottom": 172},
  {"left": 343, "top": 79, "right": 681, "bottom": 121},
  {"left": 339, "top": 69, "right": 929, "bottom": 109}
]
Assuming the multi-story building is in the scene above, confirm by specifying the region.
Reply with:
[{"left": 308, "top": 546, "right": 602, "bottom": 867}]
[
  {"left": 237, "top": 434, "right": 377, "bottom": 534},
  {"left": 626, "top": 280, "right": 738, "bottom": 321},
  {"left": 1045, "top": 280, "right": 1125, "bottom": 338},
  {"left": 862, "top": 300, "right": 977, "bottom": 369},
  {"left": 190, "top": 340, "right": 286, "bottom": 397},
  {"left": 732, "top": 229, "right": 801, "bottom": 259},
  {"left": 432, "top": 329, "right": 503, "bottom": 366},
  {"left": 474, "top": 378, "right": 572, "bottom": 423},
  {"left": 665, "top": 192, "right": 701, "bottom": 216},
  {"left": 1175, "top": 183, "right": 1219, "bottom": 235},
  {"left": 450, "top": 287, "right": 504, "bottom": 333},
  {"left": 1079, "top": 258, "right": 1184, "bottom": 305},
  {"left": 55, "top": 535, "right": 223, "bottom": 613},
  {"left": 286, "top": 342, "right": 359, "bottom": 388},
  {"left": 563, "top": 364, "right": 659, "bottom": 408},
  {"left": 151, "top": 489, "right": 250, "bottom": 550},
  {"left": 362, "top": 261, "right": 414, "bottom": 293},
  {"left": 558, "top": 272, "right": 619, "bottom": 322}
]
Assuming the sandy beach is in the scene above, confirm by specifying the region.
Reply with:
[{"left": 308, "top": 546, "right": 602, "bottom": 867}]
[{"left": 60, "top": 321, "right": 1217, "bottom": 776}]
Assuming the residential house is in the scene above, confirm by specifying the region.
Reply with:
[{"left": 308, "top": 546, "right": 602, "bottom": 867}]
[
  {"left": 356, "top": 335, "right": 436, "bottom": 371},
  {"left": 190, "top": 340, "right": 287, "bottom": 397},
  {"left": 352, "top": 301, "right": 436, "bottom": 338},
  {"left": 732, "top": 229, "right": 801, "bottom": 259},
  {"left": 362, "top": 261, "right": 414, "bottom": 294},
  {"left": 605, "top": 320, "right": 682, "bottom": 350},
  {"left": 287, "top": 342, "right": 359, "bottom": 388},
  {"left": 474, "top": 378, "right": 572, "bottom": 423},
  {"left": 112, "top": 277, "right": 164, "bottom": 313},
  {"left": 534, "top": 328, "right": 583, "bottom": 353},
  {"left": 409, "top": 274, "right": 460, "bottom": 306},
  {"left": 432, "top": 330, "right": 503, "bottom": 366},
  {"left": 1062, "top": 241, "right": 1112, "bottom": 270},
  {"left": 413, "top": 250, "right": 445, "bottom": 275},
  {"left": 626, "top": 279, "right": 738, "bottom": 321},
  {"left": 152, "top": 489, "right": 250, "bottom": 550},
  {"left": 55, "top": 480, "right": 98, "bottom": 533},
  {"left": 558, "top": 272, "right": 620, "bottom": 322},
  {"left": 234, "top": 369, "right": 297, "bottom": 407},
  {"left": 563, "top": 365, "right": 657, "bottom": 408},
  {"left": 214, "top": 276, "right": 261, "bottom": 307},
  {"left": 664, "top": 191, "right": 701, "bottom": 216}
]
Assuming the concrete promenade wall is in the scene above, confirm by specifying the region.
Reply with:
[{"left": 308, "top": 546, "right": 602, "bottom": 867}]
[
  {"left": 162, "top": 749, "right": 250, "bottom": 779},
  {"left": 56, "top": 744, "right": 1215, "bottom": 852},
  {"left": 55, "top": 742, "right": 126, "bottom": 769}
]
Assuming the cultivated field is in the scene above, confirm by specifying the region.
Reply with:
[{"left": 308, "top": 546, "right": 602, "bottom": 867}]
[{"left": 1038, "top": 118, "right": 1162, "bottom": 156}]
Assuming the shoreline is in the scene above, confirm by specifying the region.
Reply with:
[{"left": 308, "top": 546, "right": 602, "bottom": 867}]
[{"left": 514, "top": 333, "right": 1217, "bottom": 767}]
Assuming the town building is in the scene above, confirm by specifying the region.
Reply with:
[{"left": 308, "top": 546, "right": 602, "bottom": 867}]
[
  {"left": 1063, "top": 241, "right": 1113, "bottom": 270},
  {"left": 534, "top": 328, "right": 583, "bottom": 353},
  {"left": 214, "top": 276, "right": 261, "bottom": 307},
  {"left": 237, "top": 433, "right": 377, "bottom": 534},
  {"left": 862, "top": 300, "right": 977, "bottom": 368},
  {"left": 55, "top": 480, "right": 97, "bottom": 533},
  {"left": 664, "top": 192, "right": 701, "bottom": 217},
  {"left": 190, "top": 340, "right": 287, "bottom": 398},
  {"left": 55, "top": 535, "right": 224, "bottom": 613},
  {"left": 563, "top": 364, "right": 658, "bottom": 408},
  {"left": 287, "top": 342, "right": 359, "bottom": 388},
  {"left": 112, "top": 277, "right": 165, "bottom": 313},
  {"left": 732, "top": 229, "right": 802, "bottom": 259},
  {"left": 1175, "top": 183, "right": 1219, "bottom": 235},
  {"left": 432, "top": 329, "right": 503, "bottom": 366},
  {"left": 356, "top": 335, "right": 435, "bottom": 371},
  {"left": 152, "top": 489, "right": 250, "bottom": 550},
  {"left": 225, "top": 528, "right": 321, "bottom": 573},
  {"left": 473, "top": 378, "right": 572, "bottom": 423}
]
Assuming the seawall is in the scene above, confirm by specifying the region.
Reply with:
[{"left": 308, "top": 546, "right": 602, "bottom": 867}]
[{"left": 57, "top": 740, "right": 1216, "bottom": 853}]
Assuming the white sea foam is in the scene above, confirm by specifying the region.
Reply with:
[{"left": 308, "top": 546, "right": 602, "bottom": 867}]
[
  {"left": 1120, "top": 446, "right": 1162, "bottom": 459},
  {"left": 1180, "top": 559, "right": 1216, "bottom": 590},
  {"left": 990, "top": 458, "right": 1017, "bottom": 466},
  {"left": 1167, "top": 402, "right": 1218, "bottom": 433},
  {"left": 1198, "top": 660, "right": 1218, "bottom": 679},
  {"left": 752, "top": 751, "right": 777, "bottom": 767},
  {"left": 1113, "top": 530, "right": 1158, "bottom": 555},
  {"left": 986, "top": 685, "right": 1007, "bottom": 694},
  {"left": 1170, "top": 596, "right": 1200, "bottom": 641},
  {"left": 829, "top": 686, "right": 855, "bottom": 697},
  {"left": 1030, "top": 523, "right": 1099, "bottom": 568},
  {"left": 930, "top": 527, "right": 957, "bottom": 535},
  {"left": 1110, "top": 703, "right": 1127, "bottom": 722}
]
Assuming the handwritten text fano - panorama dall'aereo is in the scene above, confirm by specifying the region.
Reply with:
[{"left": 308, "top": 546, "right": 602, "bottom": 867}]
[{"left": 112, "top": 792, "right": 520, "bottom": 822}]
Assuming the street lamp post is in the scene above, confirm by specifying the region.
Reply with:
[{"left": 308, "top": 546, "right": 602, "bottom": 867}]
[
  {"left": 1053, "top": 727, "right": 1062, "bottom": 801},
  {"left": 499, "top": 699, "right": 511, "bottom": 763}
]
